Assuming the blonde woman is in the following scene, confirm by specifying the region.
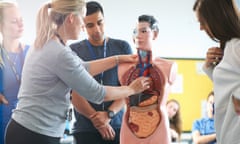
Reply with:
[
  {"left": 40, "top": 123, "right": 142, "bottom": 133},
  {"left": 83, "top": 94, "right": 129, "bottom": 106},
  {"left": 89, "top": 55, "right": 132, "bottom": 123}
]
[
  {"left": 4, "top": 0, "right": 150, "bottom": 144},
  {"left": 0, "top": 2, "right": 29, "bottom": 143}
]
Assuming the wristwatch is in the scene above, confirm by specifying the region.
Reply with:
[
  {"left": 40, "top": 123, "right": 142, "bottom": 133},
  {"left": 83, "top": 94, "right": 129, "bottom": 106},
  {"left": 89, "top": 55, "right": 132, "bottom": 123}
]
[{"left": 107, "top": 110, "right": 115, "bottom": 119}]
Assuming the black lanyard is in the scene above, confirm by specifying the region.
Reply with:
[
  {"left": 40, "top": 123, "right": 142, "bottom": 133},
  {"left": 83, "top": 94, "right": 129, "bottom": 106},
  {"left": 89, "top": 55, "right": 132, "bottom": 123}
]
[
  {"left": 1, "top": 43, "right": 23, "bottom": 84},
  {"left": 86, "top": 39, "right": 107, "bottom": 84}
]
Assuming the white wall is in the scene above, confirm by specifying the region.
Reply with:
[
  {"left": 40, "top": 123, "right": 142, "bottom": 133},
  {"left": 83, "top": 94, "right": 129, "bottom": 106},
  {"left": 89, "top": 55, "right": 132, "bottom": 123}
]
[
  {"left": 16, "top": 0, "right": 239, "bottom": 58},
  {"left": 17, "top": 0, "right": 44, "bottom": 45}
]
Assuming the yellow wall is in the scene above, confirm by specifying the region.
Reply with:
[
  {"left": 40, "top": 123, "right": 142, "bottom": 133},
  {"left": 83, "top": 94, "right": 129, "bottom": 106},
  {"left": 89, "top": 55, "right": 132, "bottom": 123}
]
[{"left": 167, "top": 59, "right": 213, "bottom": 131}]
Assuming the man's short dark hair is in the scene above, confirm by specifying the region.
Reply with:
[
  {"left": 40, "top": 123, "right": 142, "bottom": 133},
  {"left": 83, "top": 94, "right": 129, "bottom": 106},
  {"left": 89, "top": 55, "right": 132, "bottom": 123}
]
[{"left": 86, "top": 1, "right": 104, "bottom": 16}]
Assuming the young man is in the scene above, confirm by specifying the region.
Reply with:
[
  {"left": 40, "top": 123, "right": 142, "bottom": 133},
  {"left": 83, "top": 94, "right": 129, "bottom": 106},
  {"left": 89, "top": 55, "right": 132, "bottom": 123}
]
[{"left": 70, "top": 1, "right": 132, "bottom": 144}]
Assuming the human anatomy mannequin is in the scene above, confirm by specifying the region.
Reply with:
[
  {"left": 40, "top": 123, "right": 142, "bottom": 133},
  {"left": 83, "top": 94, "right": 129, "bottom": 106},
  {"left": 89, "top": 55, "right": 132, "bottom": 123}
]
[{"left": 118, "top": 15, "right": 177, "bottom": 144}]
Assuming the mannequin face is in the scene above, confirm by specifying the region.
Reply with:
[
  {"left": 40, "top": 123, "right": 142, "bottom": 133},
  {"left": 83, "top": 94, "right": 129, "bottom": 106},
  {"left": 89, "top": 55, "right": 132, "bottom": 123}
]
[{"left": 133, "top": 22, "right": 156, "bottom": 51}]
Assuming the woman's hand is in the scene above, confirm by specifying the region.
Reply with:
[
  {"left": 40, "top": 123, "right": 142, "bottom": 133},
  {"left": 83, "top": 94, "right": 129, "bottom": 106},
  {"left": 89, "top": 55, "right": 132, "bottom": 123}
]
[
  {"left": 205, "top": 47, "right": 223, "bottom": 68},
  {"left": 232, "top": 96, "right": 240, "bottom": 116},
  {"left": 128, "top": 76, "right": 151, "bottom": 94},
  {"left": 104, "top": 77, "right": 150, "bottom": 101}
]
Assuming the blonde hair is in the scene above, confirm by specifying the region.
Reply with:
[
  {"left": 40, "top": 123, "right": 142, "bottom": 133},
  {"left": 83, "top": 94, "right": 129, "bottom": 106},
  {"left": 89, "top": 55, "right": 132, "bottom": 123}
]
[
  {"left": 0, "top": 1, "right": 18, "bottom": 67},
  {"left": 34, "top": 0, "right": 86, "bottom": 49},
  {"left": 0, "top": 1, "right": 17, "bottom": 24}
]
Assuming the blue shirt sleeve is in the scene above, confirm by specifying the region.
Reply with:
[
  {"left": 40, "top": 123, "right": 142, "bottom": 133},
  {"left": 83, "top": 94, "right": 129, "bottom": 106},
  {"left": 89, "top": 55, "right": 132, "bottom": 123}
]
[{"left": 192, "top": 119, "right": 201, "bottom": 133}]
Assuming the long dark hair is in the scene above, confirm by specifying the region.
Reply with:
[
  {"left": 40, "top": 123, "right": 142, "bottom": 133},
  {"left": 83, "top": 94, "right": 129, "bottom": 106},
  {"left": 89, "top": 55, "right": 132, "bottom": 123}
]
[{"left": 193, "top": 0, "right": 240, "bottom": 50}]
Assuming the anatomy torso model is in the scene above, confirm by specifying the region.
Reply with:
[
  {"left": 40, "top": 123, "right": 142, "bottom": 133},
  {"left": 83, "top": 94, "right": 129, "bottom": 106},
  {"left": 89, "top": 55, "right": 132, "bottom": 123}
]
[{"left": 118, "top": 50, "right": 177, "bottom": 144}]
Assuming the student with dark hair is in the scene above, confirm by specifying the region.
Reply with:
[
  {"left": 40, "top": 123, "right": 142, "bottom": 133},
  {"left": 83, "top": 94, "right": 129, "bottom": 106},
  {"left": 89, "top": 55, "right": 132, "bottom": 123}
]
[
  {"left": 70, "top": 1, "right": 132, "bottom": 144},
  {"left": 192, "top": 91, "right": 216, "bottom": 144},
  {"left": 193, "top": 0, "right": 240, "bottom": 143},
  {"left": 118, "top": 14, "right": 177, "bottom": 144}
]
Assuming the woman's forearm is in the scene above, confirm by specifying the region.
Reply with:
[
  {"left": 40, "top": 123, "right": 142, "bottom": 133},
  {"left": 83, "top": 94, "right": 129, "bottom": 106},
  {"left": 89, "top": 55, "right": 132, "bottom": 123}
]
[
  {"left": 88, "top": 56, "right": 118, "bottom": 76},
  {"left": 104, "top": 86, "right": 134, "bottom": 101},
  {"left": 103, "top": 76, "right": 150, "bottom": 101},
  {"left": 88, "top": 55, "right": 138, "bottom": 76}
]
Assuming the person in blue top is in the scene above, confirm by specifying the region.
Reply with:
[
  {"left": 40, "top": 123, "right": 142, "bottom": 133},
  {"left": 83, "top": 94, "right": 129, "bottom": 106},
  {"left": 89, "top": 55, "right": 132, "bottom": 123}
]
[
  {"left": 0, "top": 1, "right": 29, "bottom": 143},
  {"left": 192, "top": 91, "right": 216, "bottom": 144},
  {"left": 70, "top": 1, "right": 132, "bottom": 144}
]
